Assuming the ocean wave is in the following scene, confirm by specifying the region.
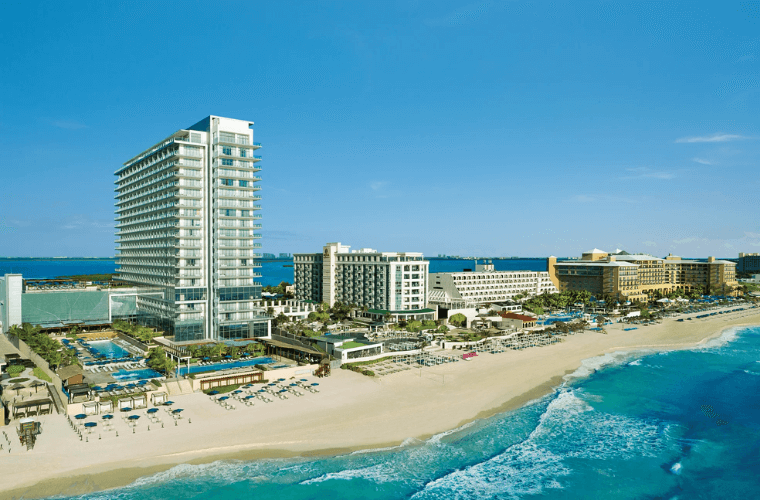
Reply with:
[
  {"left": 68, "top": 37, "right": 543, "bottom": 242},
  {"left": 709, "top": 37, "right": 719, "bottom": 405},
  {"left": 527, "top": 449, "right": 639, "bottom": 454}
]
[
  {"left": 300, "top": 463, "right": 397, "bottom": 485},
  {"left": 695, "top": 326, "right": 743, "bottom": 350},
  {"left": 348, "top": 437, "right": 421, "bottom": 455},
  {"left": 411, "top": 389, "right": 673, "bottom": 499},
  {"left": 564, "top": 351, "right": 641, "bottom": 382}
]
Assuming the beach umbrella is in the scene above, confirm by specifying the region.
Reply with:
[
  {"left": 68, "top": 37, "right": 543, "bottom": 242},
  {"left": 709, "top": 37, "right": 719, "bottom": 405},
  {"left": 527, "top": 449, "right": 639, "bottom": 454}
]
[
  {"left": 208, "top": 390, "right": 220, "bottom": 395},
  {"left": 172, "top": 409, "right": 184, "bottom": 414},
  {"left": 164, "top": 401, "right": 174, "bottom": 405},
  {"left": 244, "top": 395, "right": 254, "bottom": 400},
  {"left": 75, "top": 414, "right": 87, "bottom": 420},
  {"left": 128, "top": 415, "right": 140, "bottom": 421},
  {"left": 289, "top": 383, "right": 297, "bottom": 387},
  {"left": 224, "top": 355, "right": 232, "bottom": 359},
  {"left": 300, "top": 379, "right": 308, "bottom": 382},
  {"left": 232, "top": 390, "right": 242, "bottom": 394},
  {"left": 311, "top": 383, "right": 319, "bottom": 386},
  {"left": 102, "top": 414, "right": 113, "bottom": 420},
  {"left": 84, "top": 422, "right": 97, "bottom": 428},
  {"left": 121, "top": 406, "right": 133, "bottom": 412},
  {"left": 219, "top": 396, "right": 229, "bottom": 401},
  {"left": 278, "top": 378, "right": 285, "bottom": 382},
  {"left": 147, "top": 408, "right": 159, "bottom": 414},
  {"left": 257, "top": 389, "right": 266, "bottom": 393}
]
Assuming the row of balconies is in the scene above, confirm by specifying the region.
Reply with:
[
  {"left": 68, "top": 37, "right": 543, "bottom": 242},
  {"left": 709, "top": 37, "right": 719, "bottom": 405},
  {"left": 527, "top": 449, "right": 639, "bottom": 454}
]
[
  {"left": 116, "top": 214, "right": 178, "bottom": 229},
  {"left": 117, "top": 181, "right": 179, "bottom": 205},
  {"left": 116, "top": 169, "right": 178, "bottom": 198},
  {"left": 116, "top": 199, "right": 178, "bottom": 217},
  {"left": 120, "top": 148, "right": 178, "bottom": 182},
  {"left": 117, "top": 158, "right": 181, "bottom": 191}
]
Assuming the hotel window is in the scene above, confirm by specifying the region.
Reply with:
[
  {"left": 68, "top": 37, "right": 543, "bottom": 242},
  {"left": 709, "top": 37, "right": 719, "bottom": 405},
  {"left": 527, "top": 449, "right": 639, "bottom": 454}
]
[
  {"left": 221, "top": 178, "right": 234, "bottom": 186},
  {"left": 241, "top": 210, "right": 249, "bottom": 217},
  {"left": 222, "top": 158, "right": 234, "bottom": 166},
  {"left": 224, "top": 209, "right": 235, "bottom": 216},
  {"left": 222, "top": 146, "right": 232, "bottom": 155},
  {"left": 240, "top": 148, "right": 247, "bottom": 158},
  {"left": 239, "top": 180, "right": 248, "bottom": 187}
]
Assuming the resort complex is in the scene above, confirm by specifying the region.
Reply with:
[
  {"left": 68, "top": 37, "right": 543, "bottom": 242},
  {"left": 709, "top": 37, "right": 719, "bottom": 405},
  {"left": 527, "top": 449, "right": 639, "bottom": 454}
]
[
  {"left": 114, "top": 116, "right": 270, "bottom": 342},
  {"left": 427, "top": 260, "right": 558, "bottom": 309},
  {"left": 548, "top": 249, "right": 739, "bottom": 302}
]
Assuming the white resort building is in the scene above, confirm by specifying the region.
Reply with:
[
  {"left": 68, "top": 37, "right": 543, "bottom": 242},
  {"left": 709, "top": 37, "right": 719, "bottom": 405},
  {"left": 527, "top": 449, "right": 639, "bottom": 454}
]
[
  {"left": 428, "top": 260, "right": 558, "bottom": 309},
  {"left": 115, "top": 115, "right": 270, "bottom": 342},
  {"left": 294, "top": 243, "right": 435, "bottom": 321}
]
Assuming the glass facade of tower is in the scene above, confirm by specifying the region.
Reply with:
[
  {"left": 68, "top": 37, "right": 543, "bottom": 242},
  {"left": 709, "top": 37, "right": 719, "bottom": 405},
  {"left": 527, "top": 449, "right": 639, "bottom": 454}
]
[{"left": 115, "top": 116, "right": 270, "bottom": 342}]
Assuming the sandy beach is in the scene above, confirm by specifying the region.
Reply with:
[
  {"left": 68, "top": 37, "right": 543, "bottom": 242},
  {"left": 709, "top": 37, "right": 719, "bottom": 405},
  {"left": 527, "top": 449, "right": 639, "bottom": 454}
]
[{"left": 2, "top": 306, "right": 759, "bottom": 500}]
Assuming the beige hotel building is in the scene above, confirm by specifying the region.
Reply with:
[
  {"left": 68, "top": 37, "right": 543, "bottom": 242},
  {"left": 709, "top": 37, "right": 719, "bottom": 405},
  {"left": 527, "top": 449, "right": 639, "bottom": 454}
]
[{"left": 548, "top": 249, "right": 738, "bottom": 302}]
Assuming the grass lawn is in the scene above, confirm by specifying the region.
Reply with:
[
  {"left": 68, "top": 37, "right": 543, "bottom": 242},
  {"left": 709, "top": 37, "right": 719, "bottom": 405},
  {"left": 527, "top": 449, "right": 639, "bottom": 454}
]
[
  {"left": 32, "top": 367, "right": 52, "bottom": 382},
  {"left": 339, "top": 341, "right": 365, "bottom": 349},
  {"left": 202, "top": 384, "right": 240, "bottom": 395}
]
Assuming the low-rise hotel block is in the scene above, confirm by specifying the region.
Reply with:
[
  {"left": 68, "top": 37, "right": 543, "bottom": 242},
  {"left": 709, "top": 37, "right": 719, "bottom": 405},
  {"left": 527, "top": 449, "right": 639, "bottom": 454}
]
[
  {"left": 427, "top": 260, "right": 558, "bottom": 309},
  {"left": 548, "top": 249, "right": 738, "bottom": 302}
]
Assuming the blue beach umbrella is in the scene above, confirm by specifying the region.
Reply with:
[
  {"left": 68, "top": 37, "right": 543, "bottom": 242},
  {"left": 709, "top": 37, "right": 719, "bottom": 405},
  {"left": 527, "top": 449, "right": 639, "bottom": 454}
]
[
  {"left": 128, "top": 415, "right": 140, "bottom": 421},
  {"left": 164, "top": 401, "right": 174, "bottom": 405},
  {"left": 121, "top": 407, "right": 132, "bottom": 412},
  {"left": 75, "top": 414, "right": 87, "bottom": 420},
  {"left": 102, "top": 414, "right": 113, "bottom": 420},
  {"left": 172, "top": 409, "right": 184, "bottom": 414},
  {"left": 208, "top": 390, "right": 220, "bottom": 395},
  {"left": 219, "top": 396, "right": 229, "bottom": 401},
  {"left": 311, "top": 383, "right": 319, "bottom": 386},
  {"left": 84, "top": 422, "right": 97, "bottom": 428},
  {"left": 147, "top": 408, "right": 159, "bottom": 414}
]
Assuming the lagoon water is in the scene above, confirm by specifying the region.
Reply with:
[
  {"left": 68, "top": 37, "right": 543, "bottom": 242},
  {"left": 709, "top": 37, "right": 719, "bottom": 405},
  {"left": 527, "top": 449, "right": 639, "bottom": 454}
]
[
  {"left": 0, "top": 258, "right": 548, "bottom": 288},
  {"left": 50, "top": 325, "right": 760, "bottom": 499}
]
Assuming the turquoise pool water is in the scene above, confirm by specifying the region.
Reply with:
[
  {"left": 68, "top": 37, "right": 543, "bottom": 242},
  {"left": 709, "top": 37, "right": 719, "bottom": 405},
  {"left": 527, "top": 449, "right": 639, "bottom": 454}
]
[
  {"left": 177, "top": 357, "right": 276, "bottom": 376},
  {"left": 87, "top": 340, "right": 130, "bottom": 359},
  {"left": 112, "top": 368, "right": 163, "bottom": 381}
]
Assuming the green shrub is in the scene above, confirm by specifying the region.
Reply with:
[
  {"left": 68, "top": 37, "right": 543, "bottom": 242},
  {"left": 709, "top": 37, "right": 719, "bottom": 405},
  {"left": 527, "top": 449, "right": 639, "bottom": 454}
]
[
  {"left": 32, "top": 367, "right": 52, "bottom": 382},
  {"left": 150, "top": 379, "right": 162, "bottom": 387},
  {"left": 361, "top": 369, "right": 375, "bottom": 377},
  {"left": 8, "top": 377, "right": 30, "bottom": 383},
  {"left": 7, "top": 365, "right": 24, "bottom": 377}
]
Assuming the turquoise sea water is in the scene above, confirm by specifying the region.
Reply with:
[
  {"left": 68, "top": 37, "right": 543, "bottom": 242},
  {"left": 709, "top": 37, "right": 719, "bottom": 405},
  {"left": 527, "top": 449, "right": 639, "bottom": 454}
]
[
  {"left": 0, "top": 258, "right": 548, "bottom": 288},
  {"left": 50, "top": 325, "right": 760, "bottom": 499}
]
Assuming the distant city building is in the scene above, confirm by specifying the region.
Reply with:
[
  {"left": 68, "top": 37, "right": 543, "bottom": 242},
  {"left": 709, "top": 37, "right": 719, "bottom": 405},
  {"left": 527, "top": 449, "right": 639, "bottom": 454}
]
[
  {"left": 294, "top": 243, "right": 434, "bottom": 321},
  {"left": 262, "top": 253, "right": 277, "bottom": 259},
  {"left": 427, "top": 260, "right": 558, "bottom": 309},
  {"left": 738, "top": 253, "right": 760, "bottom": 273},
  {"left": 279, "top": 253, "right": 292, "bottom": 259},
  {"left": 547, "top": 249, "right": 739, "bottom": 302},
  {"left": 115, "top": 115, "right": 269, "bottom": 342}
]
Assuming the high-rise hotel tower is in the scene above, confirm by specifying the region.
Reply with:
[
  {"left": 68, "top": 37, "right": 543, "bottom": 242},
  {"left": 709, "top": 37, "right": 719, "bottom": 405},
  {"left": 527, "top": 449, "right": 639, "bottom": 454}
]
[{"left": 115, "top": 116, "right": 270, "bottom": 342}]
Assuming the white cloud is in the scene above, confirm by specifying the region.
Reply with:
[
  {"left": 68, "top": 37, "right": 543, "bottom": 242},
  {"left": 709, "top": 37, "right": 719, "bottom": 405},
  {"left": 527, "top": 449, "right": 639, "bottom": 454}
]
[
  {"left": 620, "top": 167, "right": 676, "bottom": 180},
  {"left": 370, "top": 181, "right": 389, "bottom": 191},
  {"left": 692, "top": 157, "right": 713, "bottom": 165},
  {"left": 642, "top": 241, "right": 657, "bottom": 247},
  {"left": 675, "top": 133, "right": 748, "bottom": 143}
]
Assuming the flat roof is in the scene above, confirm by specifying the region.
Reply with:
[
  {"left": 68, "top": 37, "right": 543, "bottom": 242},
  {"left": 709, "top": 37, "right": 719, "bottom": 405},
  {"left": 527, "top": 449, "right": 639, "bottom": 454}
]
[
  {"left": 367, "top": 308, "right": 436, "bottom": 315},
  {"left": 555, "top": 261, "right": 637, "bottom": 267}
]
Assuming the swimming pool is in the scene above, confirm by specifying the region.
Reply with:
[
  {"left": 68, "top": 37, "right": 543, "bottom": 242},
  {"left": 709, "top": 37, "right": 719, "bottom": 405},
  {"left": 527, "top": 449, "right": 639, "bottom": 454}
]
[
  {"left": 112, "top": 368, "right": 163, "bottom": 381},
  {"left": 177, "top": 356, "right": 276, "bottom": 376},
  {"left": 87, "top": 340, "right": 130, "bottom": 359}
]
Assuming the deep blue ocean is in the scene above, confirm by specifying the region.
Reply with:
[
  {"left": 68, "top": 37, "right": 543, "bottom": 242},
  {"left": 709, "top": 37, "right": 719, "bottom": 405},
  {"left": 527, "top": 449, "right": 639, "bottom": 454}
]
[
  {"left": 46, "top": 325, "right": 760, "bottom": 499},
  {"left": 0, "top": 258, "right": 548, "bottom": 288}
]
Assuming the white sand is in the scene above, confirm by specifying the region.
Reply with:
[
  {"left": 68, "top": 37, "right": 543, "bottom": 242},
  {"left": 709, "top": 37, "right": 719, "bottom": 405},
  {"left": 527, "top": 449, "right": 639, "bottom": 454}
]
[{"left": 1, "top": 306, "right": 758, "bottom": 500}]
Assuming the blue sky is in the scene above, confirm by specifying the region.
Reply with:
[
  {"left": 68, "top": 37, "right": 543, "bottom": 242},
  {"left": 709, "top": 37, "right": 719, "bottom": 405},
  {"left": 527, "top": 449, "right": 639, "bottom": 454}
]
[{"left": 1, "top": 1, "right": 758, "bottom": 258}]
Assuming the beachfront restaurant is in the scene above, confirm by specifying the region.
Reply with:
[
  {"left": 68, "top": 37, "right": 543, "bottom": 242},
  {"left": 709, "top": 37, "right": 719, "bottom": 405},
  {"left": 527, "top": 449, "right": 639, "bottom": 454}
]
[{"left": 314, "top": 335, "right": 384, "bottom": 362}]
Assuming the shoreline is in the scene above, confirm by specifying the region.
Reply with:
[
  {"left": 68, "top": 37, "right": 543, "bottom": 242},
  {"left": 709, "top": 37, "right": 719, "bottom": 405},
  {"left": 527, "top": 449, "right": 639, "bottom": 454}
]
[{"left": 2, "top": 309, "right": 758, "bottom": 500}]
